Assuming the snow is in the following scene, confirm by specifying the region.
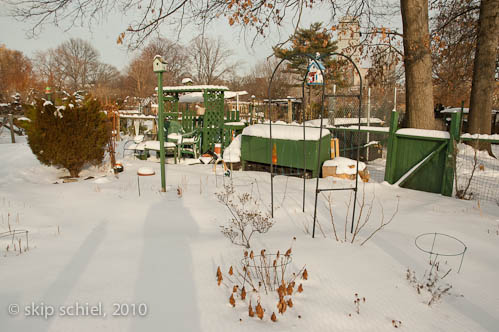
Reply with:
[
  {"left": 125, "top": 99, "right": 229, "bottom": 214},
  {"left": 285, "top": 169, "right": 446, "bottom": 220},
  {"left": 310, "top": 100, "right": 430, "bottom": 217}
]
[
  {"left": 1, "top": 132, "right": 499, "bottom": 332},
  {"left": 243, "top": 124, "right": 330, "bottom": 141},
  {"left": 143, "top": 140, "right": 176, "bottom": 150},
  {"left": 119, "top": 114, "right": 156, "bottom": 120},
  {"left": 93, "top": 177, "right": 110, "bottom": 184},
  {"left": 440, "top": 107, "right": 498, "bottom": 114},
  {"left": 324, "top": 157, "right": 366, "bottom": 174},
  {"left": 160, "top": 85, "right": 229, "bottom": 92},
  {"left": 336, "top": 125, "right": 390, "bottom": 133},
  {"left": 133, "top": 135, "right": 144, "bottom": 143},
  {"left": 17, "top": 117, "right": 31, "bottom": 122},
  {"left": 43, "top": 100, "right": 53, "bottom": 106},
  {"left": 461, "top": 133, "right": 499, "bottom": 140},
  {"left": 137, "top": 167, "right": 155, "bottom": 175},
  {"left": 224, "top": 122, "right": 246, "bottom": 126},
  {"left": 223, "top": 135, "right": 241, "bottom": 163},
  {"left": 306, "top": 118, "right": 384, "bottom": 127},
  {"left": 397, "top": 128, "right": 450, "bottom": 139}
]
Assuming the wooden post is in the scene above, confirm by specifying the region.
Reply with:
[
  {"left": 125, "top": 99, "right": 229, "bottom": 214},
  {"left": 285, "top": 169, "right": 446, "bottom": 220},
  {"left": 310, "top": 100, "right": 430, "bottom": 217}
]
[
  {"left": 384, "top": 111, "right": 399, "bottom": 184},
  {"left": 8, "top": 114, "right": 15, "bottom": 143},
  {"left": 287, "top": 98, "right": 292, "bottom": 123},
  {"left": 116, "top": 113, "right": 121, "bottom": 141}
]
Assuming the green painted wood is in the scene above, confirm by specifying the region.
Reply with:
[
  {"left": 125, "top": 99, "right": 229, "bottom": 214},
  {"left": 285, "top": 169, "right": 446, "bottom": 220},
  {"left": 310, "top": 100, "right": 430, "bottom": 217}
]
[
  {"left": 394, "top": 138, "right": 447, "bottom": 193},
  {"left": 202, "top": 90, "right": 225, "bottom": 152},
  {"left": 384, "top": 112, "right": 399, "bottom": 184},
  {"left": 330, "top": 127, "right": 390, "bottom": 134},
  {"left": 395, "top": 134, "right": 448, "bottom": 141},
  {"left": 240, "top": 134, "right": 331, "bottom": 178},
  {"left": 399, "top": 141, "right": 447, "bottom": 187}
]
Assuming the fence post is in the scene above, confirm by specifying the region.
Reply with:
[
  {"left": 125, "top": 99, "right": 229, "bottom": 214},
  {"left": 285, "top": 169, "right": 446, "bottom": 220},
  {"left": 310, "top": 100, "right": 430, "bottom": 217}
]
[
  {"left": 441, "top": 112, "right": 461, "bottom": 197},
  {"left": 384, "top": 111, "right": 399, "bottom": 184}
]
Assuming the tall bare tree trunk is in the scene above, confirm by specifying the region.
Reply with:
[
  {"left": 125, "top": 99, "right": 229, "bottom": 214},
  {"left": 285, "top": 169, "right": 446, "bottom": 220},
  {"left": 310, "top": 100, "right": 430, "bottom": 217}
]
[
  {"left": 468, "top": 0, "right": 499, "bottom": 144},
  {"left": 400, "top": 0, "right": 435, "bottom": 129}
]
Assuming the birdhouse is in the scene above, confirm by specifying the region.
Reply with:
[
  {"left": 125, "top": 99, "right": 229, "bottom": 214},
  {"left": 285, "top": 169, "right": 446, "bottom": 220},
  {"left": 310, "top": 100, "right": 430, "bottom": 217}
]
[
  {"left": 306, "top": 60, "right": 325, "bottom": 86},
  {"left": 153, "top": 55, "right": 167, "bottom": 72}
]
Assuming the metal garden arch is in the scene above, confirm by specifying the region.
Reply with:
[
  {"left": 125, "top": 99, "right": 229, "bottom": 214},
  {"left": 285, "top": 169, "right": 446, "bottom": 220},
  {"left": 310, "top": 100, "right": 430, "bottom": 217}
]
[{"left": 267, "top": 52, "right": 364, "bottom": 238}]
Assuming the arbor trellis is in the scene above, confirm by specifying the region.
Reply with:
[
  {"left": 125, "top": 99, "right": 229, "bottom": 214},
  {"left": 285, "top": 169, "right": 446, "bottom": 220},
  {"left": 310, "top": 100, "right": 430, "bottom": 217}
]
[{"left": 267, "top": 52, "right": 363, "bottom": 238}]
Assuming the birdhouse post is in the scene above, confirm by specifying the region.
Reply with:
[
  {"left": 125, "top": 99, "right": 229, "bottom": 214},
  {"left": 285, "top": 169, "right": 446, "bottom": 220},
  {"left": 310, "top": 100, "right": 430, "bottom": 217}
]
[{"left": 153, "top": 56, "right": 168, "bottom": 192}]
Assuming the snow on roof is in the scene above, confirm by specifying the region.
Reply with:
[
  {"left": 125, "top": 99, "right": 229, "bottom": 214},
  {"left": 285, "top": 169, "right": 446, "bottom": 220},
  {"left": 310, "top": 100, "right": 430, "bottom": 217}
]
[
  {"left": 160, "top": 85, "right": 229, "bottom": 92},
  {"left": 243, "top": 123, "right": 330, "bottom": 141},
  {"left": 397, "top": 128, "right": 450, "bottom": 139},
  {"left": 225, "top": 91, "right": 248, "bottom": 99},
  {"left": 177, "top": 90, "right": 246, "bottom": 103}
]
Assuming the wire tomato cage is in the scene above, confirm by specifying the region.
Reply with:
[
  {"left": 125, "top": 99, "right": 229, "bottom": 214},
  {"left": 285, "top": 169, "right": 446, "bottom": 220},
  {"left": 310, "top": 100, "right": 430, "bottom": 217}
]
[{"left": 415, "top": 232, "right": 467, "bottom": 273}]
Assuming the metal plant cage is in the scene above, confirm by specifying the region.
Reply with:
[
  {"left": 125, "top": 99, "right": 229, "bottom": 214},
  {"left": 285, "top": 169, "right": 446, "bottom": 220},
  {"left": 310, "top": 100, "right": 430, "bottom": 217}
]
[
  {"left": 267, "top": 52, "right": 363, "bottom": 238},
  {"left": 415, "top": 232, "right": 467, "bottom": 273}
]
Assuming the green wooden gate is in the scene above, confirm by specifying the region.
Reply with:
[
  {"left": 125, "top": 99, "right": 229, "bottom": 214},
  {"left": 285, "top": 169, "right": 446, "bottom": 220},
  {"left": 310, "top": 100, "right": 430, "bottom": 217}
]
[{"left": 384, "top": 111, "right": 461, "bottom": 196}]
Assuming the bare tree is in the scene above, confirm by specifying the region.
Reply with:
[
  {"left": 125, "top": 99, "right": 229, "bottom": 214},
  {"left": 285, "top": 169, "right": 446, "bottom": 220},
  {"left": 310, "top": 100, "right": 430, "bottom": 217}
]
[
  {"left": 0, "top": 45, "right": 34, "bottom": 101},
  {"left": 8, "top": 0, "right": 493, "bottom": 130},
  {"left": 468, "top": 0, "right": 498, "bottom": 148},
  {"left": 430, "top": 0, "right": 479, "bottom": 107},
  {"left": 34, "top": 38, "right": 101, "bottom": 92},
  {"left": 126, "top": 37, "right": 189, "bottom": 97},
  {"left": 190, "top": 36, "right": 237, "bottom": 85},
  {"left": 243, "top": 57, "right": 293, "bottom": 99}
]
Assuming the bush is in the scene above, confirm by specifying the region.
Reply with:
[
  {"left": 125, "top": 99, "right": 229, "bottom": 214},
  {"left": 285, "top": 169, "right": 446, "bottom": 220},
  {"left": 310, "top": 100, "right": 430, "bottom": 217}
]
[{"left": 26, "top": 96, "right": 110, "bottom": 177}]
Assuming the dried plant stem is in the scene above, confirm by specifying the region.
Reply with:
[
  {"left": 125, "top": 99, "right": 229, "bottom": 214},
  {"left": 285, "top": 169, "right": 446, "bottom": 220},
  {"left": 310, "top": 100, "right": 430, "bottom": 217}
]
[
  {"left": 360, "top": 197, "right": 400, "bottom": 246},
  {"left": 325, "top": 193, "right": 339, "bottom": 241}
]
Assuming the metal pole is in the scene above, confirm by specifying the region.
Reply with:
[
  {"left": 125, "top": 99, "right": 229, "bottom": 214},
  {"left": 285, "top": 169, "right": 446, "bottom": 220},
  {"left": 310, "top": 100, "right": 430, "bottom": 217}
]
[
  {"left": 393, "top": 87, "right": 397, "bottom": 111},
  {"left": 157, "top": 72, "right": 166, "bottom": 192},
  {"left": 137, "top": 175, "right": 141, "bottom": 197},
  {"left": 366, "top": 87, "right": 371, "bottom": 161},
  {"left": 8, "top": 114, "right": 15, "bottom": 143}
]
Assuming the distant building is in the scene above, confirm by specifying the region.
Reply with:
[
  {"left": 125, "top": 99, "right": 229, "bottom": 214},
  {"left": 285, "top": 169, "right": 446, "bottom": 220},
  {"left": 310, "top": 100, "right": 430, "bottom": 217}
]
[{"left": 336, "top": 16, "right": 369, "bottom": 87}]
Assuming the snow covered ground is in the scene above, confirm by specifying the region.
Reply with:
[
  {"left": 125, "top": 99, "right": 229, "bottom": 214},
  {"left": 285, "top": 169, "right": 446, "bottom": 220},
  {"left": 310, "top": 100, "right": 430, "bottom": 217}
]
[{"left": 1, "top": 132, "right": 498, "bottom": 332}]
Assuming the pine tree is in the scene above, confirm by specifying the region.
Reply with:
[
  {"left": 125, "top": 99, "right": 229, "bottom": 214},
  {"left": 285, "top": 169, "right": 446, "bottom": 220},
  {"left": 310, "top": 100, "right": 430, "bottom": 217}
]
[
  {"left": 26, "top": 95, "right": 110, "bottom": 177},
  {"left": 273, "top": 22, "right": 342, "bottom": 84}
]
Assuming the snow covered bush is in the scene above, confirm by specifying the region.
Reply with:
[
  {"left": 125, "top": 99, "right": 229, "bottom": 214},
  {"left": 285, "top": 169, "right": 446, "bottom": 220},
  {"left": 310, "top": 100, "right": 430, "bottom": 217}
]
[
  {"left": 26, "top": 96, "right": 110, "bottom": 177},
  {"left": 216, "top": 184, "right": 274, "bottom": 248}
]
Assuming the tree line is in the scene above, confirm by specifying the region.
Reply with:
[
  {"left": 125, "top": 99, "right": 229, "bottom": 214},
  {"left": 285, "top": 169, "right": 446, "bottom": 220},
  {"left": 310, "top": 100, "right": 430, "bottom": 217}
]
[{"left": 1, "top": 0, "right": 497, "bottom": 137}]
